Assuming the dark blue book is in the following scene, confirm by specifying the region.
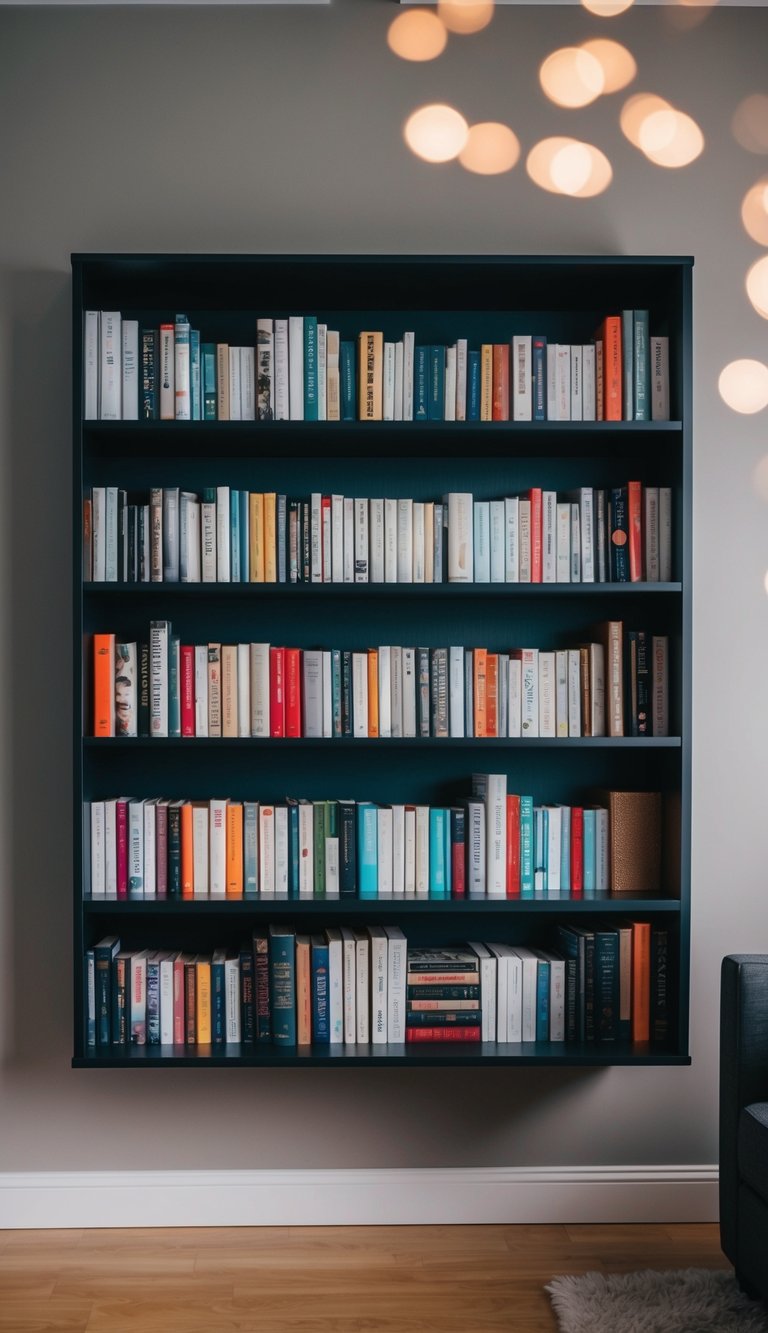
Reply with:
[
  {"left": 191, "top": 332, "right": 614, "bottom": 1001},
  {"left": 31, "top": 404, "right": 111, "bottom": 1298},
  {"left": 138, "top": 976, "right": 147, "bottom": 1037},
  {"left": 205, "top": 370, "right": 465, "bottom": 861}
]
[
  {"left": 111, "top": 951, "right": 129, "bottom": 1048},
  {"left": 239, "top": 945, "right": 255, "bottom": 1044},
  {"left": 609, "top": 486, "right": 629, "bottom": 581},
  {"left": 467, "top": 350, "right": 481, "bottom": 420},
  {"left": 311, "top": 935, "right": 330, "bottom": 1042},
  {"left": 168, "top": 636, "right": 181, "bottom": 738},
  {"left": 626, "top": 629, "right": 651, "bottom": 736},
  {"left": 594, "top": 929, "right": 619, "bottom": 1041},
  {"left": 167, "top": 802, "right": 182, "bottom": 899},
  {"left": 268, "top": 925, "right": 296, "bottom": 1044},
  {"left": 304, "top": 316, "right": 318, "bottom": 421},
  {"left": 340, "top": 342, "right": 356, "bottom": 421},
  {"left": 211, "top": 950, "right": 226, "bottom": 1045},
  {"left": 287, "top": 798, "right": 300, "bottom": 898},
  {"left": 202, "top": 342, "right": 217, "bottom": 420},
  {"left": 141, "top": 328, "right": 158, "bottom": 420},
  {"left": 190, "top": 329, "right": 201, "bottom": 421},
  {"left": 414, "top": 346, "right": 429, "bottom": 420},
  {"left": 532, "top": 336, "right": 547, "bottom": 421},
  {"left": 254, "top": 933, "right": 271, "bottom": 1041},
  {"left": 429, "top": 345, "right": 445, "bottom": 420},
  {"left": 535, "top": 955, "right": 550, "bottom": 1042},
  {"left": 339, "top": 800, "right": 357, "bottom": 897},
  {"left": 146, "top": 953, "right": 161, "bottom": 1045},
  {"left": 94, "top": 936, "right": 120, "bottom": 1047}
]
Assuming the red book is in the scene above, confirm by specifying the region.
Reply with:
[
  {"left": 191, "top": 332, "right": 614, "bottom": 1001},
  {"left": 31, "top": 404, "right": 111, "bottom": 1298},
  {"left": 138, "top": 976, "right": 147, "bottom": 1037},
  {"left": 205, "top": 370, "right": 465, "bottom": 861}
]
[
  {"left": 570, "top": 806, "right": 584, "bottom": 895},
  {"left": 116, "top": 798, "right": 129, "bottom": 900},
  {"left": 599, "top": 316, "right": 622, "bottom": 421},
  {"left": 269, "top": 647, "right": 285, "bottom": 737},
  {"left": 284, "top": 648, "right": 302, "bottom": 737},
  {"left": 450, "top": 809, "right": 466, "bottom": 899},
  {"left": 173, "top": 955, "right": 185, "bottom": 1045},
  {"left": 406, "top": 1027, "right": 482, "bottom": 1042},
  {"left": 492, "top": 344, "right": 510, "bottom": 420},
  {"left": 180, "top": 645, "right": 195, "bottom": 737},
  {"left": 528, "top": 488, "right": 542, "bottom": 583},
  {"left": 506, "top": 794, "right": 521, "bottom": 898},
  {"left": 627, "top": 480, "right": 643, "bottom": 581}
]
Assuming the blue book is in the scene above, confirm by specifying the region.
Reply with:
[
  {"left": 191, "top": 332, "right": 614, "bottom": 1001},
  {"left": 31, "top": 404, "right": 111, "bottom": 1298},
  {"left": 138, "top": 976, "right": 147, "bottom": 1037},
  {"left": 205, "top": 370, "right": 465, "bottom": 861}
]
[
  {"left": 594, "top": 929, "right": 619, "bottom": 1041},
  {"left": 244, "top": 802, "right": 258, "bottom": 898},
  {"left": 429, "top": 345, "right": 445, "bottom": 420},
  {"left": 239, "top": 489, "right": 249, "bottom": 582},
  {"left": 304, "top": 316, "right": 319, "bottom": 421},
  {"left": 340, "top": 342, "right": 356, "bottom": 421},
  {"left": 633, "top": 309, "right": 650, "bottom": 421},
  {"left": 339, "top": 801, "right": 357, "bottom": 897},
  {"left": 240, "top": 946, "right": 255, "bottom": 1044},
  {"left": 85, "top": 949, "right": 96, "bottom": 1047},
  {"left": 357, "top": 803, "right": 378, "bottom": 898},
  {"left": 467, "top": 350, "right": 481, "bottom": 420},
  {"left": 535, "top": 956, "right": 550, "bottom": 1043},
  {"left": 532, "top": 336, "right": 547, "bottom": 421},
  {"left": 169, "top": 636, "right": 181, "bottom": 737},
  {"left": 429, "top": 807, "right": 448, "bottom": 897},
  {"left": 202, "top": 342, "right": 217, "bottom": 420},
  {"left": 559, "top": 805, "right": 571, "bottom": 894},
  {"left": 146, "top": 953, "right": 161, "bottom": 1045},
  {"left": 287, "top": 799, "right": 300, "bottom": 898},
  {"left": 414, "top": 346, "right": 429, "bottom": 420},
  {"left": 190, "top": 329, "right": 201, "bottom": 420},
  {"left": 230, "top": 489, "right": 241, "bottom": 582},
  {"left": 94, "top": 936, "right": 120, "bottom": 1048},
  {"left": 268, "top": 925, "right": 296, "bottom": 1044},
  {"left": 311, "top": 935, "right": 330, "bottom": 1042},
  {"left": 211, "top": 950, "right": 226, "bottom": 1045},
  {"left": 583, "top": 809, "right": 597, "bottom": 894},
  {"left": 331, "top": 648, "right": 342, "bottom": 737},
  {"left": 520, "top": 796, "right": 534, "bottom": 896}
]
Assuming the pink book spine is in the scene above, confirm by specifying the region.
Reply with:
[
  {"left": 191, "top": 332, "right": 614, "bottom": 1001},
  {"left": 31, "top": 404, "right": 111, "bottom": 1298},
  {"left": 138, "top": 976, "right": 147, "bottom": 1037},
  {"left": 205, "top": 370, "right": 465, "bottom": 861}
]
[
  {"left": 116, "top": 800, "right": 129, "bottom": 900},
  {"left": 156, "top": 803, "right": 168, "bottom": 900}
]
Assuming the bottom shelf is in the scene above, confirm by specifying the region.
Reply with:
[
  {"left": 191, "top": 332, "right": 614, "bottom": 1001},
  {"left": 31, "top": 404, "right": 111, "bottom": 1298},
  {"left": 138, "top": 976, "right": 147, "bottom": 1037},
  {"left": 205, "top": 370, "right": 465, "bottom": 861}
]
[{"left": 74, "top": 1041, "right": 689, "bottom": 1068}]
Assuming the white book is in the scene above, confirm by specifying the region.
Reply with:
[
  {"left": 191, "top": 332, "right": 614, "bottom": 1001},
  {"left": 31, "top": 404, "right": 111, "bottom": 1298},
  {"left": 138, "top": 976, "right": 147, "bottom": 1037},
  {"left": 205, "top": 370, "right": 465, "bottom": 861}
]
[
  {"left": 249, "top": 642, "right": 270, "bottom": 737},
  {"left": 216, "top": 486, "right": 230, "bottom": 583},
  {"left": 518, "top": 498, "right": 531, "bottom": 583},
  {"left": 645, "top": 485, "right": 660, "bottom": 582},
  {"left": 514, "top": 648, "right": 536, "bottom": 737},
  {"left": 394, "top": 341, "right": 404, "bottom": 422},
  {"left": 555, "top": 650, "right": 569, "bottom": 738},
  {"left": 209, "top": 798, "right": 227, "bottom": 899},
  {"left": 570, "top": 503, "right": 581, "bottom": 582},
  {"left": 472, "top": 773, "right": 506, "bottom": 898},
  {"left": 192, "top": 802, "right": 209, "bottom": 898},
  {"left": 302, "top": 649, "right": 323, "bottom": 738},
  {"left": 91, "top": 486, "right": 106, "bottom": 581},
  {"left": 128, "top": 799, "right": 145, "bottom": 900},
  {"left": 582, "top": 344, "right": 596, "bottom": 421},
  {"left": 228, "top": 345, "right": 242, "bottom": 421},
  {"left": 546, "top": 343, "right": 557, "bottom": 420},
  {"left": 193, "top": 646, "right": 208, "bottom": 737},
  {"left": 385, "top": 926, "right": 406, "bottom": 1044},
  {"left": 449, "top": 645, "right": 465, "bottom": 738},
  {"left": 143, "top": 801, "right": 157, "bottom": 899},
  {"left": 159, "top": 955, "right": 175, "bottom": 1045},
  {"left": 542, "top": 491, "right": 557, "bottom": 583},
  {"left": 403, "top": 805, "right": 416, "bottom": 896},
  {"left": 412, "top": 502, "right": 425, "bottom": 583},
  {"left": 445, "top": 492, "right": 473, "bottom": 583},
  {"left": 343, "top": 497, "right": 355, "bottom": 583},
  {"left": 383, "top": 341, "right": 395, "bottom": 421},
  {"left": 511, "top": 947, "right": 538, "bottom": 1043},
  {"left": 240, "top": 345, "right": 255, "bottom": 421},
  {"left": 236, "top": 643, "right": 250, "bottom": 737},
  {"left": 161, "top": 486, "right": 178, "bottom": 584},
  {"left": 555, "top": 344, "right": 571, "bottom": 421},
  {"left": 322, "top": 651, "right": 333, "bottom": 738},
  {"left": 397, "top": 498, "right": 413, "bottom": 582},
  {"left": 444, "top": 344, "right": 457, "bottom": 422},
  {"left": 288, "top": 315, "right": 304, "bottom": 420},
  {"left": 384, "top": 499, "right": 398, "bottom": 583},
  {"left": 325, "top": 835, "right": 340, "bottom": 899},
  {"left": 659, "top": 487, "right": 672, "bottom": 581},
  {"left": 341, "top": 927, "right": 357, "bottom": 1044},
  {"left": 90, "top": 800, "right": 106, "bottom": 897},
  {"left": 322, "top": 495, "right": 332, "bottom": 584},
  {"left": 121, "top": 319, "right": 139, "bottom": 420},
  {"left": 512, "top": 335, "right": 532, "bottom": 421},
  {"left": 473, "top": 501, "right": 490, "bottom": 582},
  {"left": 544, "top": 805, "right": 562, "bottom": 894},
  {"left": 568, "top": 648, "right": 582, "bottom": 737},
  {"left": 310, "top": 492, "right": 322, "bottom": 583},
  {"left": 182, "top": 495, "right": 201, "bottom": 583},
  {"left": 507, "top": 657, "right": 522, "bottom": 738},
  {"left": 570, "top": 344, "right": 583, "bottom": 421},
  {"left": 84, "top": 311, "right": 100, "bottom": 420},
  {"left": 456, "top": 338, "right": 468, "bottom": 422},
  {"left": 503, "top": 949, "right": 523, "bottom": 1044},
  {"left": 258, "top": 804, "right": 276, "bottom": 898},
  {"left": 574, "top": 487, "right": 594, "bottom": 583},
  {"left": 325, "top": 928, "right": 344, "bottom": 1043},
  {"left": 298, "top": 802, "right": 314, "bottom": 898},
  {"left": 378, "top": 645, "right": 392, "bottom": 738},
  {"left": 256, "top": 317, "right": 275, "bottom": 420},
  {"left": 370, "top": 498, "right": 385, "bottom": 582},
  {"left": 331, "top": 494, "right": 344, "bottom": 583},
  {"left": 174, "top": 316, "right": 191, "bottom": 420},
  {"left": 274, "top": 805, "right": 289, "bottom": 896},
  {"left": 149, "top": 619, "right": 170, "bottom": 737},
  {"left": 651, "top": 335, "right": 670, "bottom": 421},
  {"left": 99, "top": 311, "right": 121, "bottom": 420},
  {"left": 414, "top": 805, "right": 430, "bottom": 898},
  {"left": 538, "top": 651, "right": 556, "bottom": 738},
  {"left": 352, "top": 652, "right": 368, "bottom": 738},
  {"left": 105, "top": 486, "right": 119, "bottom": 583},
  {"left": 590, "top": 642, "right": 606, "bottom": 737},
  {"left": 424, "top": 503, "right": 434, "bottom": 584},
  {"left": 468, "top": 942, "right": 496, "bottom": 1042},
  {"left": 274, "top": 318, "right": 290, "bottom": 420},
  {"left": 317, "top": 323, "right": 327, "bottom": 422},
  {"left": 403, "top": 331, "right": 415, "bottom": 421},
  {"left": 489, "top": 500, "right": 505, "bottom": 583},
  {"left": 224, "top": 957, "right": 241, "bottom": 1043},
  {"left": 463, "top": 800, "right": 485, "bottom": 897},
  {"left": 376, "top": 807, "right": 393, "bottom": 897},
  {"left": 504, "top": 496, "right": 519, "bottom": 583},
  {"left": 390, "top": 645, "right": 403, "bottom": 738},
  {"left": 104, "top": 798, "right": 117, "bottom": 898},
  {"left": 201, "top": 496, "right": 216, "bottom": 582},
  {"left": 556, "top": 502, "right": 571, "bottom": 583},
  {"left": 355, "top": 932, "right": 370, "bottom": 1043},
  {"left": 389, "top": 804, "right": 405, "bottom": 896},
  {"left": 326, "top": 329, "right": 340, "bottom": 423},
  {"left": 402, "top": 647, "right": 416, "bottom": 737},
  {"left": 354, "top": 498, "right": 368, "bottom": 582},
  {"left": 486, "top": 944, "right": 508, "bottom": 1041}
]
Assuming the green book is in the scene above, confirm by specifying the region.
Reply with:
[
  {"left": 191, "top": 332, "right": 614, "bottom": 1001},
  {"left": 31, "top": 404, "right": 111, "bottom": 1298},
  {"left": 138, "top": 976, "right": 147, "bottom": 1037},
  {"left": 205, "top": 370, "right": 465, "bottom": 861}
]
[{"left": 304, "top": 316, "right": 318, "bottom": 421}]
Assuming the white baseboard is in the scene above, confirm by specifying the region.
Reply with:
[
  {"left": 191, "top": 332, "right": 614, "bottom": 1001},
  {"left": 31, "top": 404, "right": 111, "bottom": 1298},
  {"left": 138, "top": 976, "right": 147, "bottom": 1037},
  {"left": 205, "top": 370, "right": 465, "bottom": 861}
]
[{"left": 0, "top": 1165, "right": 718, "bottom": 1229}]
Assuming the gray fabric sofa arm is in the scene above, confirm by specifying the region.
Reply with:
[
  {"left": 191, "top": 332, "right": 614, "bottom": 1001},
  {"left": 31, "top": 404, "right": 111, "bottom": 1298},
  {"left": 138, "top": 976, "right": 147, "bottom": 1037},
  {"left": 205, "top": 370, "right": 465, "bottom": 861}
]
[{"left": 720, "top": 954, "right": 768, "bottom": 1263}]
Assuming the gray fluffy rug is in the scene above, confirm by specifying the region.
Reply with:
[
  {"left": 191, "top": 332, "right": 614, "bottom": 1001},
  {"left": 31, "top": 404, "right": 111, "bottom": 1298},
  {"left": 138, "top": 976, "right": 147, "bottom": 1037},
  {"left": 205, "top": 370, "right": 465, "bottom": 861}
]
[{"left": 546, "top": 1268, "right": 768, "bottom": 1332}]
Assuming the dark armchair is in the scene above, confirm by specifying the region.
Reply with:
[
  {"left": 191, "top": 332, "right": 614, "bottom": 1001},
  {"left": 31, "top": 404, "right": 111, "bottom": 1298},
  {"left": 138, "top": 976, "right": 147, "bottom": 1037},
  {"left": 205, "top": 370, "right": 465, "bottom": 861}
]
[{"left": 720, "top": 954, "right": 768, "bottom": 1301}]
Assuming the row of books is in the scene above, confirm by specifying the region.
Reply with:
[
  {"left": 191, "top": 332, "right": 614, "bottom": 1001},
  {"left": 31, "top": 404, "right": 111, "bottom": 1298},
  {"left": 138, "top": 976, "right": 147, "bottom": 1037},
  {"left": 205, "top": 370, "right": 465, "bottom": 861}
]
[
  {"left": 86, "top": 926, "right": 670, "bottom": 1050},
  {"left": 85, "top": 780, "right": 657, "bottom": 902},
  {"left": 93, "top": 629, "right": 670, "bottom": 741},
  {"left": 84, "top": 485, "right": 673, "bottom": 586},
  {"left": 83, "top": 312, "right": 671, "bottom": 424}
]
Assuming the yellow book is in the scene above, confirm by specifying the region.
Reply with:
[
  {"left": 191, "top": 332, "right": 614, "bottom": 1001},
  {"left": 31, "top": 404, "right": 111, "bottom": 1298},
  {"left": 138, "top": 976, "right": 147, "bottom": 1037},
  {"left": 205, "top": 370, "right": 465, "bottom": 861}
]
[
  {"left": 221, "top": 644, "right": 238, "bottom": 737},
  {"left": 358, "top": 331, "right": 383, "bottom": 421},
  {"left": 226, "top": 802, "right": 244, "bottom": 899},
  {"left": 367, "top": 649, "right": 379, "bottom": 737},
  {"left": 480, "top": 345, "right": 493, "bottom": 422},
  {"left": 196, "top": 958, "right": 212, "bottom": 1043},
  {"left": 249, "top": 492, "right": 264, "bottom": 583},
  {"left": 263, "top": 492, "right": 277, "bottom": 583}
]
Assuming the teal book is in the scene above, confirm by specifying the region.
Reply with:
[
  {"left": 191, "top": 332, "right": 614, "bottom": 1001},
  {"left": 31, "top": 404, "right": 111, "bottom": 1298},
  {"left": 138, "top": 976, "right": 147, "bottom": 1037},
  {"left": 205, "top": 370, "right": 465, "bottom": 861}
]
[
  {"left": 535, "top": 955, "right": 550, "bottom": 1042},
  {"left": 239, "top": 489, "right": 249, "bottom": 582},
  {"left": 202, "top": 342, "right": 217, "bottom": 419},
  {"left": 211, "top": 948, "right": 226, "bottom": 1044},
  {"left": 331, "top": 649, "right": 342, "bottom": 737},
  {"left": 230, "top": 489, "right": 241, "bottom": 582},
  {"left": 190, "top": 329, "right": 201, "bottom": 421},
  {"left": 244, "top": 802, "right": 258, "bottom": 898},
  {"left": 429, "top": 807, "right": 448, "bottom": 897},
  {"left": 621, "top": 309, "right": 634, "bottom": 421},
  {"left": 311, "top": 935, "right": 330, "bottom": 1042},
  {"left": 169, "top": 635, "right": 181, "bottom": 737},
  {"left": 520, "top": 795, "right": 534, "bottom": 896},
  {"left": 559, "top": 806, "right": 571, "bottom": 895},
  {"left": 94, "top": 936, "right": 120, "bottom": 1047},
  {"left": 583, "top": 809, "right": 597, "bottom": 894},
  {"left": 287, "top": 798, "right": 300, "bottom": 898},
  {"left": 357, "top": 803, "right": 378, "bottom": 898},
  {"left": 467, "top": 350, "right": 481, "bottom": 420},
  {"left": 532, "top": 336, "right": 547, "bottom": 421},
  {"left": 304, "top": 317, "right": 318, "bottom": 420},
  {"left": 414, "top": 346, "right": 429, "bottom": 421},
  {"left": 429, "top": 345, "right": 445, "bottom": 420},
  {"left": 633, "top": 309, "right": 650, "bottom": 421},
  {"left": 313, "top": 800, "right": 327, "bottom": 900},
  {"left": 268, "top": 925, "right": 296, "bottom": 1044},
  {"left": 340, "top": 342, "right": 356, "bottom": 420}
]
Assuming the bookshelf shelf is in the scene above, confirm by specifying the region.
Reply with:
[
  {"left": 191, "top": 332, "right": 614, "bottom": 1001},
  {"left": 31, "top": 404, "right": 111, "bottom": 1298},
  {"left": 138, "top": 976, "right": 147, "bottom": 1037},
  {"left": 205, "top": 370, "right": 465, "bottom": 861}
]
[{"left": 73, "top": 253, "right": 692, "bottom": 1069}]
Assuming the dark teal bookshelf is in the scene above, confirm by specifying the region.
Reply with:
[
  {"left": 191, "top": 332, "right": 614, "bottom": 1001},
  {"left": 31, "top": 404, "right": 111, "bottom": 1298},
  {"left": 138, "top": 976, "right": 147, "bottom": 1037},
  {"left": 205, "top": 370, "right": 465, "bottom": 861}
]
[{"left": 72, "top": 253, "right": 692, "bottom": 1069}]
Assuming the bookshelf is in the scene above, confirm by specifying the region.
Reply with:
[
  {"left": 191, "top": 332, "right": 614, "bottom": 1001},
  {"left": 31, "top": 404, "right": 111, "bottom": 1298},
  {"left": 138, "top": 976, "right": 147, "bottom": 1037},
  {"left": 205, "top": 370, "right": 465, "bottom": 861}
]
[{"left": 72, "top": 253, "right": 692, "bottom": 1069}]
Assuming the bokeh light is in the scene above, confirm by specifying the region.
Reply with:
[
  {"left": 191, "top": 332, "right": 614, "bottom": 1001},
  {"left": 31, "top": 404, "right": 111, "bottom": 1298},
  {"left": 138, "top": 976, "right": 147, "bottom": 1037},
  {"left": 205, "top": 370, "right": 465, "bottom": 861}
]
[
  {"left": 763, "top": 569, "right": 768, "bottom": 597},
  {"left": 732, "top": 95, "right": 768, "bottom": 154},
  {"left": 752, "top": 454, "right": 768, "bottom": 501},
  {"left": 387, "top": 9, "right": 448, "bottom": 62},
  {"left": 581, "top": 0, "right": 635, "bottom": 15},
  {"left": 638, "top": 108, "right": 704, "bottom": 168},
  {"left": 437, "top": 0, "right": 495, "bottom": 35},
  {"left": 404, "top": 103, "right": 469, "bottom": 163},
  {"left": 746, "top": 255, "right": 768, "bottom": 319},
  {"left": 620, "top": 93, "right": 672, "bottom": 148},
  {"left": 540, "top": 47, "right": 605, "bottom": 109},
  {"left": 718, "top": 359, "right": 768, "bottom": 414},
  {"left": 742, "top": 182, "right": 768, "bottom": 247},
  {"left": 459, "top": 122, "right": 520, "bottom": 175},
  {"left": 581, "top": 39, "right": 637, "bottom": 95},
  {"left": 527, "top": 137, "right": 612, "bottom": 197}
]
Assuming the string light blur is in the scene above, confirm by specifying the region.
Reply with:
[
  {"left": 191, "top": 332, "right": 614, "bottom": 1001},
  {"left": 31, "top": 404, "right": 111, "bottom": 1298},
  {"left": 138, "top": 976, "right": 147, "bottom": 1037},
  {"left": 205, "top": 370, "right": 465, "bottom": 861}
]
[
  {"left": 540, "top": 47, "right": 605, "bottom": 109},
  {"left": 746, "top": 255, "right": 768, "bottom": 319},
  {"left": 732, "top": 95, "right": 768, "bottom": 154},
  {"left": 387, "top": 9, "right": 448, "bottom": 62},
  {"left": 459, "top": 122, "right": 520, "bottom": 175},
  {"left": 580, "top": 39, "right": 637, "bottom": 95},
  {"left": 404, "top": 103, "right": 469, "bottom": 163},
  {"left": 718, "top": 359, "right": 768, "bottom": 414},
  {"left": 437, "top": 0, "right": 495, "bottom": 35},
  {"left": 742, "top": 182, "right": 768, "bottom": 247},
  {"left": 637, "top": 107, "right": 704, "bottom": 168},
  {"left": 620, "top": 94, "right": 672, "bottom": 149},
  {"left": 527, "top": 137, "right": 612, "bottom": 197},
  {"left": 581, "top": 0, "right": 635, "bottom": 16}
]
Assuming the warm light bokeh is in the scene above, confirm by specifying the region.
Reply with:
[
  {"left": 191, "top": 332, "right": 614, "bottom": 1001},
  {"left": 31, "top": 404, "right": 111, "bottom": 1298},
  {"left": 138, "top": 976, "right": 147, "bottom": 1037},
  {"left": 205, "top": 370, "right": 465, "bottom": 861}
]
[
  {"left": 580, "top": 39, "right": 637, "bottom": 95},
  {"left": 387, "top": 10, "right": 448, "bottom": 63},
  {"left": 742, "top": 182, "right": 768, "bottom": 247},
  {"left": 581, "top": 0, "right": 635, "bottom": 16},
  {"left": 526, "top": 137, "right": 612, "bottom": 197},
  {"left": 437, "top": 0, "right": 495, "bottom": 36},
  {"left": 539, "top": 47, "right": 605, "bottom": 109},
  {"left": 746, "top": 255, "right": 768, "bottom": 319},
  {"left": 404, "top": 103, "right": 469, "bottom": 163},
  {"left": 459, "top": 122, "right": 520, "bottom": 175},
  {"left": 637, "top": 108, "right": 704, "bottom": 168},
  {"left": 732, "top": 94, "right": 768, "bottom": 154},
  {"left": 620, "top": 93, "right": 672, "bottom": 148},
  {"left": 763, "top": 569, "right": 768, "bottom": 597},
  {"left": 752, "top": 454, "right": 768, "bottom": 501},
  {"left": 718, "top": 359, "right": 768, "bottom": 414}
]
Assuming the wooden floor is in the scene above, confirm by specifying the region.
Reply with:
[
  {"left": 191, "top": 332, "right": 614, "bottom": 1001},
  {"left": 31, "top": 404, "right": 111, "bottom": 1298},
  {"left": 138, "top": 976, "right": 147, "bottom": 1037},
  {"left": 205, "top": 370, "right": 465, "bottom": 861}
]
[{"left": 0, "top": 1223, "right": 728, "bottom": 1332}]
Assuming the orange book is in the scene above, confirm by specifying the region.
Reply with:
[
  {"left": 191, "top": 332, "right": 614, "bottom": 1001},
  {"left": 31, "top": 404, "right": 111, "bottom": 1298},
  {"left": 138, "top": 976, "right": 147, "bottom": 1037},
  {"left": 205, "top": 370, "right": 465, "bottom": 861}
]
[
  {"left": 528, "top": 488, "right": 542, "bottom": 583},
  {"left": 367, "top": 649, "right": 379, "bottom": 737},
  {"left": 249, "top": 492, "right": 265, "bottom": 583},
  {"left": 264, "top": 492, "right": 277, "bottom": 583},
  {"left": 480, "top": 344, "right": 493, "bottom": 421},
  {"left": 492, "top": 344, "right": 510, "bottom": 420},
  {"left": 226, "top": 802, "right": 244, "bottom": 899},
  {"left": 181, "top": 802, "right": 194, "bottom": 900},
  {"left": 631, "top": 921, "right": 651, "bottom": 1042},
  {"left": 627, "top": 480, "right": 643, "bottom": 581},
  {"left": 296, "top": 935, "right": 312, "bottom": 1045},
  {"left": 473, "top": 648, "right": 488, "bottom": 738},
  {"left": 196, "top": 958, "right": 212, "bottom": 1043},
  {"left": 93, "top": 633, "right": 115, "bottom": 736},
  {"left": 485, "top": 653, "right": 498, "bottom": 737},
  {"left": 506, "top": 794, "right": 521, "bottom": 897},
  {"left": 600, "top": 316, "right": 622, "bottom": 421}
]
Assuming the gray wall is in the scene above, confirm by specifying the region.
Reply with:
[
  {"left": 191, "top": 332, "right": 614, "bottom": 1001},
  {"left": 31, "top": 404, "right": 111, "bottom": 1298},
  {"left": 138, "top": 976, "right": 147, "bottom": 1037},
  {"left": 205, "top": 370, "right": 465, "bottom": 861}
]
[{"left": 0, "top": 0, "right": 766, "bottom": 1173}]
